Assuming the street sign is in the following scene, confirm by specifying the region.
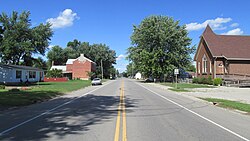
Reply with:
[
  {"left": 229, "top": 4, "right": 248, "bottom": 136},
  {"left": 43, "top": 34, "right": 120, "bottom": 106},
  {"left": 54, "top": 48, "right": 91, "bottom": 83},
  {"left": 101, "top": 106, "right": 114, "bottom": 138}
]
[{"left": 174, "top": 69, "right": 179, "bottom": 75}]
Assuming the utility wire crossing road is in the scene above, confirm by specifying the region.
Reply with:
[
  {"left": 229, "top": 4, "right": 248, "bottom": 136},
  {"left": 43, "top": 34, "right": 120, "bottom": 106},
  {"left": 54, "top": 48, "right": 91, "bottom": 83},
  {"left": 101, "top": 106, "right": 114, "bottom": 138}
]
[{"left": 0, "top": 78, "right": 250, "bottom": 141}]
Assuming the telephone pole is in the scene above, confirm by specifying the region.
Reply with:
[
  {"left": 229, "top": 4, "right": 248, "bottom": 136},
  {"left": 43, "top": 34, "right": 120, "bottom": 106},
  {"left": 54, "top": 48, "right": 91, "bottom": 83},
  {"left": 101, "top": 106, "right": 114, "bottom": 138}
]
[{"left": 101, "top": 59, "right": 103, "bottom": 80}]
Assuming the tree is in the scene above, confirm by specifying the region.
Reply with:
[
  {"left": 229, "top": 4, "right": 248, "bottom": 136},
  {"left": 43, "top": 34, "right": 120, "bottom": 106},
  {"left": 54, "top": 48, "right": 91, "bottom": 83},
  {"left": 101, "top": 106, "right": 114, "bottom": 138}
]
[
  {"left": 126, "top": 62, "right": 138, "bottom": 77},
  {"left": 32, "top": 57, "right": 47, "bottom": 70},
  {"left": 67, "top": 39, "right": 81, "bottom": 50},
  {"left": 127, "top": 15, "right": 195, "bottom": 79},
  {"left": 47, "top": 46, "right": 67, "bottom": 66},
  {"left": 0, "top": 11, "right": 53, "bottom": 65}
]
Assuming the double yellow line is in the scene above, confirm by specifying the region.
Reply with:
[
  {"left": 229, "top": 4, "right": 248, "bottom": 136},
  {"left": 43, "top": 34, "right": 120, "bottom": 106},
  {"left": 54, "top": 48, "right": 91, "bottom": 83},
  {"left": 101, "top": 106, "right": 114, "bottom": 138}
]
[{"left": 114, "top": 80, "right": 127, "bottom": 141}]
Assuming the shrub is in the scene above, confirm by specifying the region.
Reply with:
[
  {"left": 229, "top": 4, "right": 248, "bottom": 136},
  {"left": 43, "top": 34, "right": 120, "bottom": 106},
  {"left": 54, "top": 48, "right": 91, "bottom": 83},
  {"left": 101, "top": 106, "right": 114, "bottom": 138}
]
[
  {"left": 207, "top": 76, "right": 213, "bottom": 85},
  {"left": 0, "top": 85, "right": 5, "bottom": 89},
  {"left": 213, "top": 78, "right": 222, "bottom": 86},
  {"left": 46, "top": 69, "right": 63, "bottom": 78},
  {"left": 9, "top": 88, "right": 20, "bottom": 92},
  {"left": 192, "top": 78, "right": 198, "bottom": 83},
  {"left": 192, "top": 76, "right": 213, "bottom": 85},
  {"left": 201, "top": 77, "right": 207, "bottom": 84}
]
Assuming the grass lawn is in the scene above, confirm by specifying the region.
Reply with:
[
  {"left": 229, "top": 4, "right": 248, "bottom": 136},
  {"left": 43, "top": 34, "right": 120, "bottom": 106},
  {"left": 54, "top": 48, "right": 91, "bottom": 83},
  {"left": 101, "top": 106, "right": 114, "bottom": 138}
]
[
  {"left": 201, "top": 98, "right": 250, "bottom": 113},
  {"left": 0, "top": 80, "right": 91, "bottom": 107},
  {"left": 161, "top": 83, "right": 214, "bottom": 92}
]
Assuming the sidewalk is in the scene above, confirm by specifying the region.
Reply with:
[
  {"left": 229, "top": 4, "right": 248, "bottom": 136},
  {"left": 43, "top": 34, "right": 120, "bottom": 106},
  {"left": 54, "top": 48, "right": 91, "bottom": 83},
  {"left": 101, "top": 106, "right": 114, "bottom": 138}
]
[{"left": 150, "top": 83, "right": 250, "bottom": 104}]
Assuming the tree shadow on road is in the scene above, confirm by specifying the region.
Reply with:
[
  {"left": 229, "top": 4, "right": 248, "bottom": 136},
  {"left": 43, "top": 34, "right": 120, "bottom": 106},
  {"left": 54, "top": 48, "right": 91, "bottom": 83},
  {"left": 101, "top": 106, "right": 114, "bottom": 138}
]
[{"left": 0, "top": 94, "right": 138, "bottom": 141}]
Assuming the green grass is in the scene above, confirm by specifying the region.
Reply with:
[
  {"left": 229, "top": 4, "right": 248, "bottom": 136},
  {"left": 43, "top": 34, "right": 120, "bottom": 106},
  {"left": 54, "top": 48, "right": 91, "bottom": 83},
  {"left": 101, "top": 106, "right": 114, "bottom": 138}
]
[
  {"left": 161, "top": 83, "right": 214, "bottom": 92},
  {"left": 168, "top": 88, "right": 190, "bottom": 92},
  {"left": 201, "top": 98, "right": 250, "bottom": 113},
  {"left": 0, "top": 80, "right": 91, "bottom": 107}
]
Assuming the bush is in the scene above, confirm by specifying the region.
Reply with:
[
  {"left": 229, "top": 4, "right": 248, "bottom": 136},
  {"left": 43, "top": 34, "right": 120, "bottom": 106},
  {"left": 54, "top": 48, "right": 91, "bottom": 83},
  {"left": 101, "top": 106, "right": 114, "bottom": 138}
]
[
  {"left": 192, "top": 78, "right": 198, "bottom": 83},
  {"left": 9, "top": 88, "right": 20, "bottom": 92},
  {"left": 207, "top": 76, "right": 213, "bottom": 85},
  {"left": 192, "top": 76, "right": 214, "bottom": 85},
  {"left": 213, "top": 78, "right": 222, "bottom": 86},
  {"left": 46, "top": 69, "right": 63, "bottom": 78},
  {"left": 0, "top": 85, "right": 5, "bottom": 89}
]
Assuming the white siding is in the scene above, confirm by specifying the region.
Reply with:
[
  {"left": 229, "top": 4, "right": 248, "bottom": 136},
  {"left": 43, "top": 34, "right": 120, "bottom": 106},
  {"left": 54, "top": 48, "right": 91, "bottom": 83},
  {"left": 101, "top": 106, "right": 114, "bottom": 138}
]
[
  {"left": 0, "top": 67, "right": 13, "bottom": 83},
  {"left": 0, "top": 67, "right": 44, "bottom": 83}
]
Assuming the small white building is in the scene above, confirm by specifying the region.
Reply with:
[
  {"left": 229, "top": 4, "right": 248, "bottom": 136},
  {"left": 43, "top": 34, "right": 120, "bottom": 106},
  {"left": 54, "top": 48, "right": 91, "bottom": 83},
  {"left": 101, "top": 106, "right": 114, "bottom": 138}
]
[
  {"left": 0, "top": 64, "right": 44, "bottom": 84},
  {"left": 135, "top": 72, "right": 142, "bottom": 80}
]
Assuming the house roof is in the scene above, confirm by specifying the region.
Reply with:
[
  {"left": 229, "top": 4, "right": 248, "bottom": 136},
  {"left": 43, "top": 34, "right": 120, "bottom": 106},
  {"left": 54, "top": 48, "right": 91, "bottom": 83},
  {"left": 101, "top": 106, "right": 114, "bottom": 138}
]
[
  {"left": 66, "top": 54, "right": 96, "bottom": 65},
  {"left": 50, "top": 65, "right": 67, "bottom": 71},
  {"left": 76, "top": 54, "right": 96, "bottom": 64},
  {"left": 0, "top": 64, "right": 43, "bottom": 71},
  {"left": 66, "top": 59, "right": 76, "bottom": 64},
  {"left": 200, "top": 25, "right": 250, "bottom": 60}
]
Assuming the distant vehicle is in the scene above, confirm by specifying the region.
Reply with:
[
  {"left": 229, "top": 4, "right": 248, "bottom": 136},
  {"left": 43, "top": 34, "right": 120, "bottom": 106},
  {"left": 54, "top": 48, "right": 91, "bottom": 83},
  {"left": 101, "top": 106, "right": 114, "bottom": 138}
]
[
  {"left": 110, "top": 77, "right": 116, "bottom": 80},
  {"left": 145, "top": 77, "right": 154, "bottom": 82},
  {"left": 91, "top": 78, "right": 102, "bottom": 85}
]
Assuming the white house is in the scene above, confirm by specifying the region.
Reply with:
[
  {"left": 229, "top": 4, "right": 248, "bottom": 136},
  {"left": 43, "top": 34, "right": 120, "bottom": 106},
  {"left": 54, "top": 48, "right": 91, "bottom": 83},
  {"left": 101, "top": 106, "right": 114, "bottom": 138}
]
[
  {"left": 0, "top": 64, "right": 44, "bottom": 84},
  {"left": 135, "top": 72, "right": 142, "bottom": 79}
]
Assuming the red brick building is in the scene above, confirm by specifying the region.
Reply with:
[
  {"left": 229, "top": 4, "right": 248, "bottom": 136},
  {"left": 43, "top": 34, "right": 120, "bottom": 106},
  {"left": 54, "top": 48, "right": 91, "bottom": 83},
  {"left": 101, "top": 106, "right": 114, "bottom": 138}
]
[
  {"left": 194, "top": 25, "right": 250, "bottom": 79},
  {"left": 52, "top": 54, "right": 96, "bottom": 80}
]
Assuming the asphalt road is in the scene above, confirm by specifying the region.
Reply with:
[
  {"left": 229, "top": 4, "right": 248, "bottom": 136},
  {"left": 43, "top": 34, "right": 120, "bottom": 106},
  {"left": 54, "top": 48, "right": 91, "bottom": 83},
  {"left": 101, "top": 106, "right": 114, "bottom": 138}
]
[{"left": 1, "top": 78, "right": 250, "bottom": 141}]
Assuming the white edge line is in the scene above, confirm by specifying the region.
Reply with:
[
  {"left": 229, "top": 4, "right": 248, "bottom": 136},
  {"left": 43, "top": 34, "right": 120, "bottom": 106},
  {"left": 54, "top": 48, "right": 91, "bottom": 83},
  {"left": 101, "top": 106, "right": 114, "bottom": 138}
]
[
  {"left": 0, "top": 80, "right": 115, "bottom": 136},
  {"left": 137, "top": 82, "right": 250, "bottom": 141}
]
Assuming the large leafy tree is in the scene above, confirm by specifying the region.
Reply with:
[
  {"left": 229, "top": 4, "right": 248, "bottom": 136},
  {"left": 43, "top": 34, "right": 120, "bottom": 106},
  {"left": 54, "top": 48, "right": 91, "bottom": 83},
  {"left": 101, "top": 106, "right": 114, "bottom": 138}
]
[
  {"left": 0, "top": 11, "right": 53, "bottom": 65},
  {"left": 127, "top": 15, "right": 195, "bottom": 78},
  {"left": 47, "top": 46, "right": 67, "bottom": 65}
]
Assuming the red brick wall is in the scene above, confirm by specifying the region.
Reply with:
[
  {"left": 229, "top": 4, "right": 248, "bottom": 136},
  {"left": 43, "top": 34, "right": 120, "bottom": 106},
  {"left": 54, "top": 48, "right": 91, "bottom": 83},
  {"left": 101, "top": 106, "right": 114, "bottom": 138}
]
[
  {"left": 229, "top": 63, "right": 250, "bottom": 75},
  {"left": 72, "top": 60, "right": 92, "bottom": 79},
  {"left": 215, "top": 60, "right": 225, "bottom": 75},
  {"left": 196, "top": 39, "right": 213, "bottom": 78},
  {"left": 66, "top": 64, "right": 73, "bottom": 71}
]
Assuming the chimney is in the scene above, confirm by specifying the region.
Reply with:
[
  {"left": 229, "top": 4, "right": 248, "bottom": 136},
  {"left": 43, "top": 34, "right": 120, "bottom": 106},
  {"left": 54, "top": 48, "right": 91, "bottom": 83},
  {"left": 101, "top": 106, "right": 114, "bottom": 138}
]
[
  {"left": 80, "top": 54, "right": 84, "bottom": 57},
  {"left": 52, "top": 61, "right": 54, "bottom": 66}
]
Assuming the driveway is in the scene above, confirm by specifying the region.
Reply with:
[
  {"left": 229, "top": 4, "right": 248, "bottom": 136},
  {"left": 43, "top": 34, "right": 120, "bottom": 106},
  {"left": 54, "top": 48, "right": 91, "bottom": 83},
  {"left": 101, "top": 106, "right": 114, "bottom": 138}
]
[{"left": 151, "top": 83, "right": 250, "bottom": 104}]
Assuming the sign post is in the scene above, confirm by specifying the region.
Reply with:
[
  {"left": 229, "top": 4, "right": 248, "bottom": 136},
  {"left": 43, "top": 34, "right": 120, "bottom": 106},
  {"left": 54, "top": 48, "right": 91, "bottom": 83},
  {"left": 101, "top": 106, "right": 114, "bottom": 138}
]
[{"left": 174, "top": 69, "right": 179, "bottom": 89}]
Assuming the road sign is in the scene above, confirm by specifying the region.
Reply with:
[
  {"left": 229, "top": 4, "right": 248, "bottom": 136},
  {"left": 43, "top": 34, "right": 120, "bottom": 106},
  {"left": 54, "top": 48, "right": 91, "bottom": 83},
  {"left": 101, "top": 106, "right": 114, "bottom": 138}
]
[{"left": 174, "top": 69, "right": 179, "bottom": 75}]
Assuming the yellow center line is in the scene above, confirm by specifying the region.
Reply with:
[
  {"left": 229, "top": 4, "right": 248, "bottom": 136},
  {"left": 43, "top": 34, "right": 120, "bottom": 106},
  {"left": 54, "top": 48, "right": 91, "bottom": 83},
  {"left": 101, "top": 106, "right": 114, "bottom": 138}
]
[
  {"left": 122, "top": 80, "right": 127, "bottom": 141},
  {"left": 114, "top": 80, "right": 127, "bottom": 141}
]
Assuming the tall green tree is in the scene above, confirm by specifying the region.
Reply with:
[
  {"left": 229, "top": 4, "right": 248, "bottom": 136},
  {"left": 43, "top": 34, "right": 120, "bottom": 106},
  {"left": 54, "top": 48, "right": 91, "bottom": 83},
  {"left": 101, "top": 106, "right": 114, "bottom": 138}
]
[
  {"left": 47, "top": 46, "right": 67, "bottom": 65},
  {"left": 127, "top": 15, "right": 195, "bottom": 78},
  {"left": 32, "top": 57, "right": 47, "bottom": 70},
  {"left": 0, "top": 11, "right": 53, "bottom": 65}
]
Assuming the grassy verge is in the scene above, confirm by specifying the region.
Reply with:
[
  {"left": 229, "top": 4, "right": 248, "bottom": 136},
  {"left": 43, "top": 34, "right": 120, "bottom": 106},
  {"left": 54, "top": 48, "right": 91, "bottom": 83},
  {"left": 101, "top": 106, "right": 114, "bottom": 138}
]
[
  {"left": 0, "top": 80, "right": 91, "bottom": 107},
  {"left": 161, "top": 83, "right": 214, "bottom": 92},
  {"left": 201, "top": 98, "right": 250, "bottom": 113}
]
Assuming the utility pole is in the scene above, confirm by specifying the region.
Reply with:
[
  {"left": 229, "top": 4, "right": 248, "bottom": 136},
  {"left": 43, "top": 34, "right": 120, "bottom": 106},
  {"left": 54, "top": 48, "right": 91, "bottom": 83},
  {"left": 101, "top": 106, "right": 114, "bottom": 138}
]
[
  {"left": 131, "top": 62, "right": 134, "bottom": 79},
  {"left": 101, "top": 59, "right": 103, "bottom": 80}
]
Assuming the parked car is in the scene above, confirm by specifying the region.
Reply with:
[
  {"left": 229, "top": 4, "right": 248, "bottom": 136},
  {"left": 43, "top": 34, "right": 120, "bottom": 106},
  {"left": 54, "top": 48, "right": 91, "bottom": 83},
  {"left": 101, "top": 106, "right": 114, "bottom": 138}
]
[
  {"left": 145, "top": 77, "right": 154, "bottom": 83},
  {"left": 91, "top": 78, "right": 102, "bottom": 85}
]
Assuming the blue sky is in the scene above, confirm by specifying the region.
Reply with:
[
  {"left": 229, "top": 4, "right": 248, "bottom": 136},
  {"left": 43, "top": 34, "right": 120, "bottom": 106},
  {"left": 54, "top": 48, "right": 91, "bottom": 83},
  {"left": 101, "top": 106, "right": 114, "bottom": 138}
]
[{"left": 1, "top": 0, "right": 250, "bottom": 72}]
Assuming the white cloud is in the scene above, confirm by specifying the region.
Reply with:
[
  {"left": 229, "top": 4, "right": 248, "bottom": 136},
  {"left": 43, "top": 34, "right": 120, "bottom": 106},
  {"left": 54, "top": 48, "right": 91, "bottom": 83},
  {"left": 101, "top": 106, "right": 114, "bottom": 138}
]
[
  {"left": 46, "top": 9, "right": 79, "bottom": 29},
  {"left": 222, "top": 28, "right": 243, "bottom": 35},
  {"left": 116, "top": 54, "right": 126, "bottom": 61},
  {"left": 186, "top": 17, "right": 232, "bottom": 31},
  {"left": 230, "top": 23, "right": 239, "bottom": 27}
]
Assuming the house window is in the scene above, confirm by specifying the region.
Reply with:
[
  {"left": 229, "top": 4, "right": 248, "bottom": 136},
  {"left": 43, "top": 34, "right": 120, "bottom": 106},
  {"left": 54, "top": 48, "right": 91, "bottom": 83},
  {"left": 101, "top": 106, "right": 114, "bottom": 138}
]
[
  {"left": 198, "top": 62, "right": 201, "bottom": 74},
  {"left": 29, "top": 71, "right": 36, "bottom": 79},
  {"left": 202, "top": 55, "right": 207, "bottom": 73},
  {"left": 16, "top": 70, "right": 22, "bottom": 79},
  {"left": 210, "top": 61, "right": 212, "bottom": 73}
]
